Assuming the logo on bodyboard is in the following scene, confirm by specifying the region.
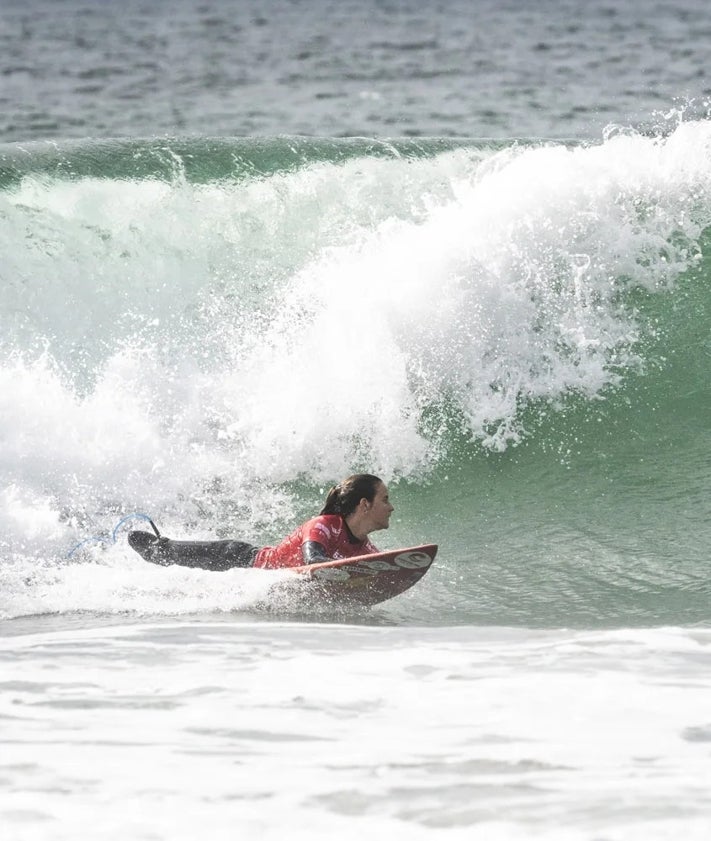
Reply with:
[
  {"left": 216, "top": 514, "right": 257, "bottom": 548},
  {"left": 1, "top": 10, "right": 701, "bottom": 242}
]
[
  {"left": 311, "top": 549, "right": 432, "bottom": 582},
  {"left": 393, "top": 551, "right": 431, "bottom": 569}
]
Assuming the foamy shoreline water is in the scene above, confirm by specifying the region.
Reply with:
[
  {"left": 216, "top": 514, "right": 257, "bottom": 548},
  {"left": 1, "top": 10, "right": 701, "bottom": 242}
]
[{"left": 2, "top": 620, "right": 710, "bottom": 840}]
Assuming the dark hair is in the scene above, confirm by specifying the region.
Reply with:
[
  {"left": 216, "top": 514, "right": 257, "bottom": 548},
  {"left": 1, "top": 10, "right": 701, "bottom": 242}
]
[{"left": 320, "top": 474, "right": 383, "bottom": 517}]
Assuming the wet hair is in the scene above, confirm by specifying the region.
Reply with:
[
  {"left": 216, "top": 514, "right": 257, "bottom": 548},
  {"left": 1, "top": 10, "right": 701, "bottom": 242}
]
[{"left": 320, "top": 474, "right": 383, "bottom": 518}]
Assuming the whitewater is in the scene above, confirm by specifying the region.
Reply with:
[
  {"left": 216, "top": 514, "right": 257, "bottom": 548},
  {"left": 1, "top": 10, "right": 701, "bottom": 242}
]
[{"left": 3, "top": 113, "right": 711, "bottom": 841}]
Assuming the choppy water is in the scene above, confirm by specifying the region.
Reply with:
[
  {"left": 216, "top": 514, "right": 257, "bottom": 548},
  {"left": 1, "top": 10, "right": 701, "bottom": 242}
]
[
  {"left": 2, "top": 0, "right": 711, "bottom": 141},
  {"left": 3, "top": 1, "right": 711, "bottom": 838}
]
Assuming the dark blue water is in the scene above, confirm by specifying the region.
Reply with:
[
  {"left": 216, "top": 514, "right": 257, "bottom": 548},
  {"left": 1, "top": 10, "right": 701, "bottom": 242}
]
[{"left": 2, "top": 0, "right": 711, "bottom": 142}]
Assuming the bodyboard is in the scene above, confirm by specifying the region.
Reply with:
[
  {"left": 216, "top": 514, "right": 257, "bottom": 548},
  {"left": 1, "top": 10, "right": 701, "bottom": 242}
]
[{"left": 128, "top": 530, "right": 437, "bottom": 608}]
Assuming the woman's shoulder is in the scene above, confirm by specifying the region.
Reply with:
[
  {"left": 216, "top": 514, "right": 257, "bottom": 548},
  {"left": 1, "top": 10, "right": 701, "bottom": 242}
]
[
  {"left": 303, "top": 513, "right": 343, "bottom": 526},
  {"left": 302, "top": 513, "right": 344, "bottom": 538}
]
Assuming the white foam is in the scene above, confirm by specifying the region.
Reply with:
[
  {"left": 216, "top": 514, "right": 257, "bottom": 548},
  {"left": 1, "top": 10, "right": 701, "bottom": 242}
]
[{"left": 1, "top": 623, "right": 710, "bottom": 839}]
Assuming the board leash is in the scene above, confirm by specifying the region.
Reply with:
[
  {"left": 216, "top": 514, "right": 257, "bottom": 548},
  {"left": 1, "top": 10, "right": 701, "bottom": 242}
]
[{"left": 66, "top": 513, "right": 161, "bottom": 558}]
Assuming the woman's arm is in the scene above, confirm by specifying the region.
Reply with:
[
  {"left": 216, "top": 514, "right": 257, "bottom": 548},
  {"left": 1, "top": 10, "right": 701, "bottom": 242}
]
[{"left": 301, "top": 540, "right": 330, "bottom": 564}]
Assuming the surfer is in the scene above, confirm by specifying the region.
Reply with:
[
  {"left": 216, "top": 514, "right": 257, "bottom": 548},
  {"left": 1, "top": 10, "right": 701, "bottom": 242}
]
[{"left": 128, "top": 473, "right": 394, "bottom": 571}]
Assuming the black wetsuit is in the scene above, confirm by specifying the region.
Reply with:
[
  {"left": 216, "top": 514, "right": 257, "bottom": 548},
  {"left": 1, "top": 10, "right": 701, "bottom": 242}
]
[{"left": 128, "top": 532, "right": 260, "bottom": 571}]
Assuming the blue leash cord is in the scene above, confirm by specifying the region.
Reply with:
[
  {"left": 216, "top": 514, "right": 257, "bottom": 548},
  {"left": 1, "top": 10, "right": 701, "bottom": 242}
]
[{"left": 67, "top": 513, "right": 160, "bottom": 558}]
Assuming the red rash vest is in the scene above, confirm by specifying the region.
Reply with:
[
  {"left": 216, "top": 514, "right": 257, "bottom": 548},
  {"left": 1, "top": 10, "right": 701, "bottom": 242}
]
[{"left": 254, "top": 514, "right": 379, "bottom": 569}]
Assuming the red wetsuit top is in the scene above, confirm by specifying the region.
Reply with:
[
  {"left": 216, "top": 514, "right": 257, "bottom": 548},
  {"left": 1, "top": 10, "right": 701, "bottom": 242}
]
[{"left": 254, "top": 514, "right": 379, "bottom": 569}]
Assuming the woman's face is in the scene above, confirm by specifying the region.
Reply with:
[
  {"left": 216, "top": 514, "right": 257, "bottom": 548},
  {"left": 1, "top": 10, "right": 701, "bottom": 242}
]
[{"left": 365, "top": 482, "right": 394, "bottom": 531}]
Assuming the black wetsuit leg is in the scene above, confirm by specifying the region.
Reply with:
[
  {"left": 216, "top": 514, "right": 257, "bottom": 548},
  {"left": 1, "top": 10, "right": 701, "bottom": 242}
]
[{"left": 128, "top": 531, "right": 260, "bottom": 571}]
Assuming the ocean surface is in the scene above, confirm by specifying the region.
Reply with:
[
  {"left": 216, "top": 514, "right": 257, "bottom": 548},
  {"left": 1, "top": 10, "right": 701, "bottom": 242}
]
[{"left": 3, "top": 0, "right": 711, "bottom": 838}]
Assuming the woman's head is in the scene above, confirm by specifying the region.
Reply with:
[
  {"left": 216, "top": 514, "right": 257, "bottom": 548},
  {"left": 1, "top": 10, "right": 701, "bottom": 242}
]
[{"left": 320, "top": 474, "right": 384, "bottom": 518}]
